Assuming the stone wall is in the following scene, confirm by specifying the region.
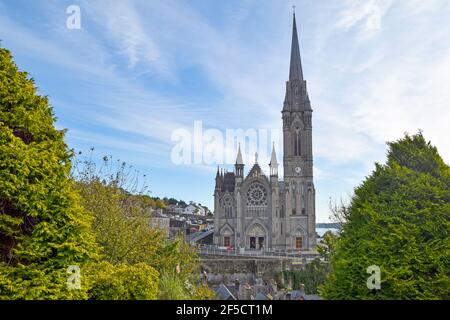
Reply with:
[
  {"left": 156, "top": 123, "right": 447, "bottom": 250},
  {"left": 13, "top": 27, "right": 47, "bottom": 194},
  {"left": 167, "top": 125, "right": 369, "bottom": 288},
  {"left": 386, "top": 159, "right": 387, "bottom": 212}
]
[{"left": 200, "top": 255, "right": 307, "bottom": 286}]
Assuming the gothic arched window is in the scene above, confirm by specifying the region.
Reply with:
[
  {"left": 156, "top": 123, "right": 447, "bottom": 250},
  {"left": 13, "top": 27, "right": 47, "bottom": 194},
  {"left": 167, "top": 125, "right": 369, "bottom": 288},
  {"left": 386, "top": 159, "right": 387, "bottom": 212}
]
[
  {"left": 291, "top": 183, "right": 297, "bottom": 215},
  {"left": 301, "top": 184, "right": 306, "bottom": 215},
  {"left": 222, "top": 196, "right": 233, "bottom": 218},
  {"left": 293, "top": 127, "right": 301, "bottom": 156}
]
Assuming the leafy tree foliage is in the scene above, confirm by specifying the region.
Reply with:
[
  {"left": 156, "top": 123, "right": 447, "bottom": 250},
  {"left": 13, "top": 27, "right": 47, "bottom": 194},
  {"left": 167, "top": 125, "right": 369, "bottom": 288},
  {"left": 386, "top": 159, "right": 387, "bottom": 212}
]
[
  {"left": 86, "top": 262, "right": 159, "bottom": 300},
  {"left": 278, "top": 231, "right": 337, "bottom": 294},
  {"left": 0, "top": 47, "right": 99, "bottom": 299},
  {"left": 280, "top": 259, "right": 328, "bottom": 294},
  {"left": 73, "top": 154, "right": 213, "bottom": 299},
  {"left": 0, "top": 47, "right": 211, "bottom": 300},
  {"left": 158, "top": 270, "right": 214, "bottom": 300},
  {"left": 320, "top": 133, "right": 450, "bottom": 300},
  {"left": 316, "top": 231, "right": 339, "bottom": 264}
]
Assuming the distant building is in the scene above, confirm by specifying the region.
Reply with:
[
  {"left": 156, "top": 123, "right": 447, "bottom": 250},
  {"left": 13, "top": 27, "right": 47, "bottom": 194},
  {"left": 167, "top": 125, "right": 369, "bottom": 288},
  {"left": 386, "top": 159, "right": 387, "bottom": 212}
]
[
  {"left": 150, "top": 217, "right": 170, "bottom": 236},
  {"left": 166, "top": 204, "right": 184, "bottom": 215},
  {"left": 169, "top": 219, "right": 188, "bottom": 237},
  {"left": 183, "top": 202, "right": 206, "bottom": 216}
]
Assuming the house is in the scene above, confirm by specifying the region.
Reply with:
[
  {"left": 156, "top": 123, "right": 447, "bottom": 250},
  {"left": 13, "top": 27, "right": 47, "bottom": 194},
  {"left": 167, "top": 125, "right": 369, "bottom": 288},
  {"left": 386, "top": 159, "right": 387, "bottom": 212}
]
[
  {"left": 183, "top": 202, "right": 206, "bottom": 216},
  {"left": 169, "top": 219, "right": 188, "bottom": 237},
  {"left": 166, "top": 204, "right": 184, "bottom": 215}
]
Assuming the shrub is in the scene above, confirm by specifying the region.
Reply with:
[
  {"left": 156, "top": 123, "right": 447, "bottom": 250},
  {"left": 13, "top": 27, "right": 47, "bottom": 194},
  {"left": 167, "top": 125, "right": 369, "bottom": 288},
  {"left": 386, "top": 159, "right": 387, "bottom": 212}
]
[{"left": 87, "top": 262, "right": 159, "bottom": 300}]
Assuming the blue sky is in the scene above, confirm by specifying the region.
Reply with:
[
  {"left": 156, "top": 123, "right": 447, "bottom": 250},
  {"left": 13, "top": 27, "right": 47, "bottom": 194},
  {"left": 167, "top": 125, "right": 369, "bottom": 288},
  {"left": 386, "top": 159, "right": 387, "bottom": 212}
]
[{"left": 1, "top": 0, "right": 449, "bottom": 222}]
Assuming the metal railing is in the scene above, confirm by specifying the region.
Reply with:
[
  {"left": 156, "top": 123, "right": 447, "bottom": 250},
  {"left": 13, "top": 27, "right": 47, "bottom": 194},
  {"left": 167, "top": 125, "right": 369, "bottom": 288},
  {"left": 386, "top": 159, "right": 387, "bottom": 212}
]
[{"left": 197, "top": 244, "right": 319, "bottom": 261}]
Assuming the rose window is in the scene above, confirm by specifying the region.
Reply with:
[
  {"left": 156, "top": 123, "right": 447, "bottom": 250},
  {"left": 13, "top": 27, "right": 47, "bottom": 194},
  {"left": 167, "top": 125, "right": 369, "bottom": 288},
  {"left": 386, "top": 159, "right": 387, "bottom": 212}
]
[{"left": 246, "top": 183, "right": 268, "bottom": 206}]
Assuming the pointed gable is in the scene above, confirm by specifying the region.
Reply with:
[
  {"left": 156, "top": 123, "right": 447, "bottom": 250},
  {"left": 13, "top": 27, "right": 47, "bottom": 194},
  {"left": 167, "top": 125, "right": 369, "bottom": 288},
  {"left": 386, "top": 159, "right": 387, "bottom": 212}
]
[{"left": 246, "top": 163, "right": 265, "bottom": 179}]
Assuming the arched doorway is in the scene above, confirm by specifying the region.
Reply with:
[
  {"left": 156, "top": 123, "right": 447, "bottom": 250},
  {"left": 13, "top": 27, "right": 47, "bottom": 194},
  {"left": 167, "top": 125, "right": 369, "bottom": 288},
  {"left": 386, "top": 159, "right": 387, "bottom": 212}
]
[
  {"left": 246, "top": 223, "right": 267, "bottom": 250},
  {"left": 291, "top": 226, "right": 307, "bottom": 250},
  {"left": 220, "top": 225, "right": 234, "bottom": 247}
]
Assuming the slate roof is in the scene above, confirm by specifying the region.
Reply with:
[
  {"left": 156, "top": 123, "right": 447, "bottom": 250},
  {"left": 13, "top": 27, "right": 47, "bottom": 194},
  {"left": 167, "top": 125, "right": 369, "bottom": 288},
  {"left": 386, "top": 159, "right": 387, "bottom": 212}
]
[
  {"left": 215, "top": 284, "right": 237, "bottom": 300},
  {"left": 254, "top": 292, "right": 269, "bottom": 300}
]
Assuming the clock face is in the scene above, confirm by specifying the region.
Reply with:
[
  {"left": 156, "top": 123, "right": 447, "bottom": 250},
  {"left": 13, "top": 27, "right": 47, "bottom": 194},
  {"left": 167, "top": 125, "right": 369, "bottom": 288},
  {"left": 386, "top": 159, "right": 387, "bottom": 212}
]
[{"left": 295, "top": 166, "right": 302, "bottom": 174}]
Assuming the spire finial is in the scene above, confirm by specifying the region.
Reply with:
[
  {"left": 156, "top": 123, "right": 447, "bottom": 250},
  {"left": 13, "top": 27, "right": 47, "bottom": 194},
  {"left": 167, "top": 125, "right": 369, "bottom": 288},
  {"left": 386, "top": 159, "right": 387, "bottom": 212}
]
[
  {"left": 255, "top": 152, "right": 258, "bottom": 164},
  {"left": 293, "top": 4, "right": 296, "bottom": 15}
]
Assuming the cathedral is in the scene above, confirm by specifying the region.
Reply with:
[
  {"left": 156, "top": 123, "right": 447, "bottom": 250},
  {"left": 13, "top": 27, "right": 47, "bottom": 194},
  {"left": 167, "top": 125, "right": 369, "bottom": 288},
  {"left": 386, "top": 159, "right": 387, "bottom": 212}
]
[{"left": 213, "top": 13, "right": 316, "bottom": 252}]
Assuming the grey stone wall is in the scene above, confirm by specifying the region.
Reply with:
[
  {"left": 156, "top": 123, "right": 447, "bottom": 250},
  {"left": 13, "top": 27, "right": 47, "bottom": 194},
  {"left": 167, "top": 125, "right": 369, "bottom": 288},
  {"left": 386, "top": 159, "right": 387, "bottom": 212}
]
[{"left": 201, "top": 256, "right": 307, "bottom": 286}]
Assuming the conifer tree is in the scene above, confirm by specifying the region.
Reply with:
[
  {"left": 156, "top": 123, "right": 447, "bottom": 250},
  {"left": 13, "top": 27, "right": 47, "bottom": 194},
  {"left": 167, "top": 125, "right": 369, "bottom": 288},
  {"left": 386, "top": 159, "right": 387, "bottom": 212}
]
[
  {"left": 0, "top": 47, "right": 99, "bottom": 299},
  {"left": 320, "top": 133, "right": 450, "bottom": 299}
]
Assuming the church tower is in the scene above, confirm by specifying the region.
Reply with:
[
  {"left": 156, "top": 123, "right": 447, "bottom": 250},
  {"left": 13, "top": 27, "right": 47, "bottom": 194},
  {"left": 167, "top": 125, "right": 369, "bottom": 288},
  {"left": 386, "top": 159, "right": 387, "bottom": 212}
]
[
  {"left": 282, "top": 12, "right": 316, "bottom": 248},
  {"left": 213, "top": 12, "right": 316, "bottom": 252}
]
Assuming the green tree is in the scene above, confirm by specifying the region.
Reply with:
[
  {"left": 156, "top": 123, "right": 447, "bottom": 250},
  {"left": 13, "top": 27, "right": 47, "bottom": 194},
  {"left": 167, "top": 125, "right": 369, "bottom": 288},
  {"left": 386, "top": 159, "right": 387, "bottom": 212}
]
[
  {"left": 73, "top": 154, "right": 213, "bottom": 299},
  {"left": 277, "top": 232, "right": 336, "bottom": 295},
  {"left": 86, "top": 262, "right": 159, "bottom": 300},
  {"left": 178, "top": 200, "right": 187, "bottom": 207},
  {"left": 0, "top": 47, "right": 99, "bottom": 299},
  {"left": 167, "top": 198, "right": 178, "bottom": 206},
  {"left": 155, "top": 199, "right": 167, "bottom": 210},
  {"left": 317, "top": 231, "right": 339, "bottom": 263},
  {"left": 75, "top": 180, "right": 160, "bottom": 265},
  {"left": 320, "top": 133, "right": 450, "bottom": 300}
]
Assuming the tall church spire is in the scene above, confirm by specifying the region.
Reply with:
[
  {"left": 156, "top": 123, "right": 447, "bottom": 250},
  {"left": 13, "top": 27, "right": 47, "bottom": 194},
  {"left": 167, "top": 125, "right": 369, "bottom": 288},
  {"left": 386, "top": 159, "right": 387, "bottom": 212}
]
[
  {"left": 283, "top": 11, "right": 310, "bottom": 112},
  {"left": 269, "top": 142, "right": 278, "bottom": 167},
  {"left": 289, "top": 12, "right": 303, "bottom": 81},
  {"left": 235, "top": 143, "right": 243, "bottom": 165},
  {"left": 269, "top": 142, "right": 278, "bottom": 177},
  {"left": 235, "top": 143, "right": 244, "bottom": 178}
]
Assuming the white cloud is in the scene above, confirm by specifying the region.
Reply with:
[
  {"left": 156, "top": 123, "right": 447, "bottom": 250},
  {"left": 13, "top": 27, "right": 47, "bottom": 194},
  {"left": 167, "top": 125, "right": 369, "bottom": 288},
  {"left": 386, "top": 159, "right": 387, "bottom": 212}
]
[
  {"left": 311, "top": 0, "right": 450, "bottom": 166},
  {"left": 336, "top": 0, "right": 393, "bottom": 33},
  {"left": 81, "top": 0, "right": 172, "bottom": 77}
]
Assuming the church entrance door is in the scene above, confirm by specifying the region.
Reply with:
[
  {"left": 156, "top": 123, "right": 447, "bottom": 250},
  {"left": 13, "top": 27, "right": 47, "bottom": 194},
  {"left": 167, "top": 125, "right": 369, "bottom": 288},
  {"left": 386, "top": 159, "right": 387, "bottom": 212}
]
[
  {"left": 250, "top": 237, "right": 256, "bottom": 249},
  {"left": 247, "top": 223, "right": 266, "bottom": 250},
  {"left": 258, "top": 237, "right": 264, "bottom": 250}
]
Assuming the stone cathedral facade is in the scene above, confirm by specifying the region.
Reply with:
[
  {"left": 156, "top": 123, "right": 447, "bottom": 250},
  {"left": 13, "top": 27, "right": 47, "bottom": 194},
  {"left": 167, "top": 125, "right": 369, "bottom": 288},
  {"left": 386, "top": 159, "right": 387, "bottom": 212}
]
[{"left": 213, "top": 13, "right": 316, "bottom": 251}]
